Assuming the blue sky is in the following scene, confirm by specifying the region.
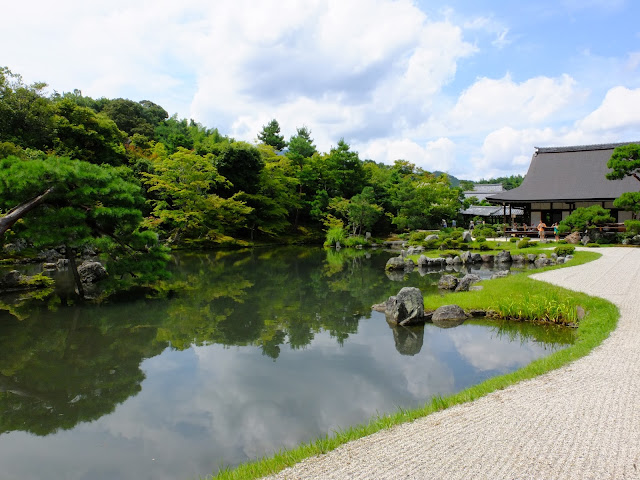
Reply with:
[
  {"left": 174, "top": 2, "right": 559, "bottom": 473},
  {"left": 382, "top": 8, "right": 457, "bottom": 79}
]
[{"left": 2, "top": 0, "right": 639, "bottom": 179}]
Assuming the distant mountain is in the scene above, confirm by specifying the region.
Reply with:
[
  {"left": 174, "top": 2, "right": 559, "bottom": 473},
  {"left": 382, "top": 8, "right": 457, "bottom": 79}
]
[{"left": 432, "top": 171, "right": 461, "bottom": 187}]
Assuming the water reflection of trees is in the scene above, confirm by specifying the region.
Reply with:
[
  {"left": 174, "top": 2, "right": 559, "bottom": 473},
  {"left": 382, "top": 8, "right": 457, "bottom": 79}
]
[{"left": 0, "top": 247, "right": 574, "bottom": 436}]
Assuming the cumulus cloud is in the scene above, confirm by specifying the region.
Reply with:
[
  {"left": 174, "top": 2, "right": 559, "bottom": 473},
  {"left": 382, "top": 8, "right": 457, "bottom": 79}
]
[
  {"left": 577, "top": 86, "right": 640, "bottom": 135},
  {"left": 360, "top": 137, "right": 456, "bottom": 172},
  {"left": 448, "top": 73, "right": 579, "bottom": 130}
]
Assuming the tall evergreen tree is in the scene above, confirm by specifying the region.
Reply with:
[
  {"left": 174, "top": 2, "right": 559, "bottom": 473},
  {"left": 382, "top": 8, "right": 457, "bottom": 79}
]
[{"left": 257, "top": 119, "right": 286, "bottom": 150}]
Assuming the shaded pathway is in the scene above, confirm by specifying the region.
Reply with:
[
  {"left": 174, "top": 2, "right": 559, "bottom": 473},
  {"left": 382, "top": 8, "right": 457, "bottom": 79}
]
[{"left": 263, "top": 247, "right": 640, "bottom": 479}]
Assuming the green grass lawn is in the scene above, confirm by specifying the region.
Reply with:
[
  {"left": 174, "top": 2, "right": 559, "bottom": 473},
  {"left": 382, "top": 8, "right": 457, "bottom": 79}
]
[{"left": 209, "top": 250, "right": 617, "bottom": 480}]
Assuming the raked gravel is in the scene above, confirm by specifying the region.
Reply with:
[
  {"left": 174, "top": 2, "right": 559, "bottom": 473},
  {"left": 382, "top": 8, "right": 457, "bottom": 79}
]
[{"left": 263, "top": 247, "right": 640, "bottom": 480}]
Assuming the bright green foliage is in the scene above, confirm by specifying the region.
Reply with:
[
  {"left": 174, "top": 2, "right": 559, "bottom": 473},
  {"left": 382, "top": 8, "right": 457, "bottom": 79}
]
[
  {"left": 142, "top": 146, "right": 252, "bottom": 245},
  {"left": 624, "top": 219, "right": 640, "bottom": 236},
  {"left": 287, "top": 126, "right": 316, "bottom": 163},
  {"left": 554, "top": 245, "right": 575, "bottom": 256},
  {"left": 613, "top": 191, "right": 640, "bottom": 219},
  {"left": 517, "top": 238, "right": 531, "bottom": 249},
  {"left": 559, "top": 205, "right": 614, "bottom": 232},
  {"left": 154, "top": 115, "right": 194, "bottom": 152},
  {"left": 606, "top": 143, "right": 640, "bottom": 182},
  {"left": 52, "top": 99, "right": 127, "bottom": 166},
  {"left": 257, "top": 119, "right": 286, "bottom": 151},
  {"left": 345, "top": 187, "right": 384, "bottom": 235},
  {"left": 323, "top": 139, "right": 366, "bottom": 198},
  {"left": 324, "top": 226, "right": 346, "bottom": 247},
  {"left": 390, "top": 173, "right": 462, "bottom": 230}
]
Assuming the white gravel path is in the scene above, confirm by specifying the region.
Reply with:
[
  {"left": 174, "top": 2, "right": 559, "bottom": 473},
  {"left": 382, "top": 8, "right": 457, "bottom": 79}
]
[{"left": 263, "top": 247, "right": 640, "bottom": 480}]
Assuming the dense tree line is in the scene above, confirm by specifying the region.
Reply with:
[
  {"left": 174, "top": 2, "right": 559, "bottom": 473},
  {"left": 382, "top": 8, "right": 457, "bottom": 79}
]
[{"left": 0, "top": 67, "right": 467, "bottom": 256}]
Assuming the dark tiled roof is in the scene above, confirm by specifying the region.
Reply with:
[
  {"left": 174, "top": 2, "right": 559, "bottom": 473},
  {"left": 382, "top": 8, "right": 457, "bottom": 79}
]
[
  {"left": 488, "top": 142, "right": 640, "bottom": 203},
  {"left": 461, "top": 205, "right": 524, "bottom": 216}
]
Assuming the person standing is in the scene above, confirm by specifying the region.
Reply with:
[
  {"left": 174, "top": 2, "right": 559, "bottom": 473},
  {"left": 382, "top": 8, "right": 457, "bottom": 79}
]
[
  {"left": 553, "top": 222, "right": 559, "bottom": 242},
  {"left": 537, "top": 220, "right": 547, "bottom": 240}
]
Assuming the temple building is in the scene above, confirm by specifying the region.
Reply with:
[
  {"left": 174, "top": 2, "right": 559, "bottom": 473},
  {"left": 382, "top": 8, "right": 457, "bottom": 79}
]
[{"left": 487, "top": 142, "right": 639, "bottom": 225}]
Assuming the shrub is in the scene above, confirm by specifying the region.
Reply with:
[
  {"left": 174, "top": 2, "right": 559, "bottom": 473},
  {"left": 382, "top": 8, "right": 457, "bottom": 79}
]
[
  {"left": 509, "top": 237, "right": 517, "bottom": 243},
  {"left": 450, "top": 230, "right": 463, "bottom": 240},
  {"left": 624, "top": 219, "right": 640, "bottom": 236},
  {"left": 475, "top": 236, "right": 487, "bottom": 243},
  {"left": 478, "top": 243, "right": 490, "bottom": 251},
  {"left": 554, "top": 245, "right": 575, "bottom": 256},
  {"left": 409, "top": 231, "right": 428, "bottom": 243},
  {"left": 439, "top": 250, "right": 459, "bottom": 258},
  {"left": 344, "top": 236, "right": 368, "bottom": 247},
  {"left": 423, "top": 238, "right": 440, "bottom": 250},
  {"left": 586, "top": 243, "right": 600, "bottom": 248},
  {"left": 474, "top": 226, "right": 495, "bottom": 239},
  {"left": 559, "top": 205, "right": 614, "bottom": 232},
  {"left": 324, "top": 227, "right": 346, "bottom": 247},
  {"left": 517, "top": 237, "right": 531, "bottom": 249}
]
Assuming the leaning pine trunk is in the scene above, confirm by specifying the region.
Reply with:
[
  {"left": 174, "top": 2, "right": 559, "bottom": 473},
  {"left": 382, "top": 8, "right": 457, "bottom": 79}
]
[{"left": 66, "top": 247, "right": 85, "bottom": 299}]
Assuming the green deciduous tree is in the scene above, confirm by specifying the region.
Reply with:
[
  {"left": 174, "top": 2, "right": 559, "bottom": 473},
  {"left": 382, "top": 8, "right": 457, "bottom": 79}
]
[{"left": 142, "top": 146, "right": 251, "bottom": 245}]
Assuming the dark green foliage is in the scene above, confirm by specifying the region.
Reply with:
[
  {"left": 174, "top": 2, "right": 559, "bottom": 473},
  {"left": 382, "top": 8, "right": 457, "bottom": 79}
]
[
  {"left": 554, "top": 245, "right": 575, "bottom": 256},
  {"left": 613, "top": 191, "right": 640, "bottom": 219},
  {"left": 559, "top": 205, "right": 614, "bottom": 232},
  {"left": 475, "top": 174, "right": 524, "bottom": 190},
  {"left": 154, "top": 115, "right": 194, "bottom": 152},
  {"left": 214, "top": 142, "right": 265, "bottom": 195},
  {"left": 0, "top": 155, "right": 169, "bottom": 292},
  {"left": 257, "top": 119, "right": 286, "bottom": 151},
  {"left": 100, "top": 98, "right": 167, "bottom": 137},
  {"left": 606, "top": 143, "right": 640, "bottom": 182}
]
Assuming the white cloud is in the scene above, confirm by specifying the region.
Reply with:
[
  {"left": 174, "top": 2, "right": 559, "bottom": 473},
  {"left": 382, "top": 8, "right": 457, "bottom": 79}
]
[
  {"left": 577, "top": 86, "right": 640, "bottom": 134},
  {"left": 360, "top": 137, "right": 456, "bottom": 172},
  {"left": 449, "top": 73, "right": 579, "bottom": 130}
]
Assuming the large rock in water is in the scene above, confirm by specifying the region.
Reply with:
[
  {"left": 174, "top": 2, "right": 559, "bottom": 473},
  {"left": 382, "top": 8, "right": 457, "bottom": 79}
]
[
  {"left": 385, "top": 256, "right": 405, "bottom": 271},
  {"left": 385, "top": 287, "right": 425, "bottom": 326},
  {"left": 78, "top": 261, "right": 107, "bottom": 285},
  {"left": 431, "top": 305, "right": 467, "bottom": 328},
  {"left": 496, "top": 250, "right": 512, "bottom": 263}
]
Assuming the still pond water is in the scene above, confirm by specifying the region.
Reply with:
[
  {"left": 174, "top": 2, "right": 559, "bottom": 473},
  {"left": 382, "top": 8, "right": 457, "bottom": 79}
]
[{"left": 0, "top": 247, "right": 574, "bottom": 480}]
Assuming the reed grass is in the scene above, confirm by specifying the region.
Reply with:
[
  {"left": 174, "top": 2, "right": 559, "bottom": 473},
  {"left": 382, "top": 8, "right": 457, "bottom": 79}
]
[{"left": 208, "top": 251, "right": 617, "bottom": 480}]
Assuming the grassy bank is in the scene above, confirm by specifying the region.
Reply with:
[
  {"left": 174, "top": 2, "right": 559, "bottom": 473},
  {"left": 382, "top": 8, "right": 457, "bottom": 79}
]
[{"left": 210, "top": 251, "right": 618, "bottom": 480}]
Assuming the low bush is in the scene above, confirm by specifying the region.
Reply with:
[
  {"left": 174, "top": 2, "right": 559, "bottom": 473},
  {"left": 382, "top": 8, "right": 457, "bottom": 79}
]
[
  {"left": 478, "top": 243, "right": 490, "bottom": 251},
  {"left": 554, "top": 245, "right": 575, "bottom": 256},
  {"left": 509, "top": 237, "right": 517, "bottom": 243},
  {"left": 517, "top": 237, "right": 531, "bottom": 249},
  {"left": 586, "top": 243, "right": 600, "bottom": 248},
  {"left": 409, "top": 231, "right": 428, "bottom": 243},
  {"left": 344, "top": 236, "right": 368, "bottom": 247}
]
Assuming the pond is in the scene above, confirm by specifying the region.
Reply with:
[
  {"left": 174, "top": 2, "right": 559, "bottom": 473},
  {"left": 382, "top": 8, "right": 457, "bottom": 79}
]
[{"left": 0, "top": 247, "right": 574, "bottom": 480}]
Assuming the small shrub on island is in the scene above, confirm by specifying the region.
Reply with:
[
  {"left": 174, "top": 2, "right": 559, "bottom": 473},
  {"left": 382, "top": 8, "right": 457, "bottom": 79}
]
[{"left": 554, "top": 245, "right": 575, "bottom": 256}]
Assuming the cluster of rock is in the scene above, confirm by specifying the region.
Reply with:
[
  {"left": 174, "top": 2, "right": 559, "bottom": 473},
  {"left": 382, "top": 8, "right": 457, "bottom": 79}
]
[
  {"left": 438, "top": 273, "right": 482, "bottom": 291},
  {"left": 372, "top": 286, "right": 471, "bottom": 329},
  {"left": 0, "top": 270, "right": 50, "bottom": 293},
  {"left": 386, "top": 249, "right": 573, "bottom": 272}
]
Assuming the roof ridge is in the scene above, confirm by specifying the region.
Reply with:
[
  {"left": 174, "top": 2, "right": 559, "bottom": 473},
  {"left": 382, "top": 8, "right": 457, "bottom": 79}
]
[{"left": 535, "top": 141, "right": 640, "bottom": 154}]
